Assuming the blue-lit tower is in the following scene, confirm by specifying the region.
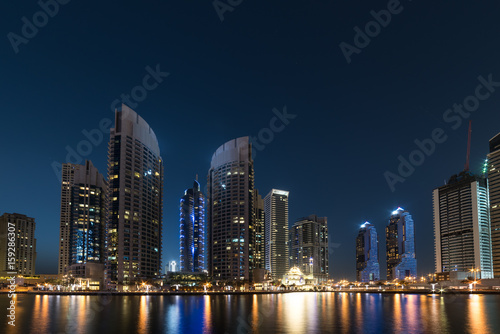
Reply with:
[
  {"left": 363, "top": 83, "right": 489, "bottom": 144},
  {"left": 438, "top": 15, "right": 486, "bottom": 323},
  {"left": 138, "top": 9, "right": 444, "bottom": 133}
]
[
  {"left": 180, "top": 180, "right": 205, "bottom": 272},
  {"left": 58, "top": 161, "right": 107, "bottom": 276},
  {"left": 386, "top": 207, "right": 417, "bottom": 280},
  {"left": 356, "top": 222, "right": 380, "bottom": 282}
]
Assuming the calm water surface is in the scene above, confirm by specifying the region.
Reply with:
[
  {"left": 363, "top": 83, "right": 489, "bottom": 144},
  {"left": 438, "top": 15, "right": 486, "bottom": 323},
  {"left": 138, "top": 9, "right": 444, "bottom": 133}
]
[{"left": 2, "top": 293, "right": 500, "bottom": 333}]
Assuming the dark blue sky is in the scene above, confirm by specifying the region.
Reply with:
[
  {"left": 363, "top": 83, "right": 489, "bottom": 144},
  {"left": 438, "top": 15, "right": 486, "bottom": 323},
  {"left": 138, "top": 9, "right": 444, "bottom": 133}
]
[{"left": 1, "top": 1, "right": 500, "bottom": 280}]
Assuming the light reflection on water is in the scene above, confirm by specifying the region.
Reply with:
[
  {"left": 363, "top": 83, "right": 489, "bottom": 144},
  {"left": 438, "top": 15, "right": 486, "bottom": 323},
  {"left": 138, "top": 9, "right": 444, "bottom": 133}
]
[{"left": 2, "top": 292, "right": 500, "bottom": 334}]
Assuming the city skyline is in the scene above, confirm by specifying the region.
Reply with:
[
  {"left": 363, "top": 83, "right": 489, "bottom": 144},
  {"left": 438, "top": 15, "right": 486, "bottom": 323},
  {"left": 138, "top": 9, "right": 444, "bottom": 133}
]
[
  {"left": 2, "top": 103, "right": 499, "bottom": 281},
  {"left": 3, "top": 1, "right": 500, "bottom": 281},
  {"left": 4, "top": 2, "right": 500, "bottom": 333}
]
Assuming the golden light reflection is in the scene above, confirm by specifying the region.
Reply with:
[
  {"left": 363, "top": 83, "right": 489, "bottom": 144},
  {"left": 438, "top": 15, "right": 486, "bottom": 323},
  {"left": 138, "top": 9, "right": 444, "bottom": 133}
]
[
  {"left": 31, "top": 295, "right": 49, "bottom": 333},
  {"left": 320, "top": 293, "right": 327, "bottom": 321},
  {"left": 203, "top": 295, "right": 213, "bottom": 332},
  {"left": 468, "top": 295, "right": 490, "bottom": 333},
  {"left": 340, "top": 293, "right": 350, "bottom": 331},
  {"left": 275, "top": 294, "right": 283, "bottom": 327},
  {"left": 393, "top": 293, "right": 402, "bottom": 332},
  {"left": 138, "top": 296, "right": 150, "bottom": 334},
  {"left": 251, "top": 294, "right": 259, "bottom": 332},
  {"left": 282, "top": 293, "right": 310, "bottom": 333},
  {"left": 354, "top": 293, "right": 363, "bottom": 328}
]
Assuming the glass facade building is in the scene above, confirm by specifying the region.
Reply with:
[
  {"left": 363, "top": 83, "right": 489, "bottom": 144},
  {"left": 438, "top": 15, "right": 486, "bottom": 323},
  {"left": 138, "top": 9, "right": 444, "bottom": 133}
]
[
  {"left": 356, "top": 222, "right": 380, "bottom": 282},
  {"left": 386, "top": 208, "right": 417, "bottom": 280},
  {"left": 207, "top": 137, "right": 255, "bottom": 281},
  {"left": 433, "top": 171, "right": 494, "bottom": 279},
  {"left": 58, "top": 161, "right": 107, "bottom": 276},
  {"left": 179, "top": 180, "right": 205, "bottom": 273},
  {"left": 106, "top": 104, "right": 164, "bottom": 285}
]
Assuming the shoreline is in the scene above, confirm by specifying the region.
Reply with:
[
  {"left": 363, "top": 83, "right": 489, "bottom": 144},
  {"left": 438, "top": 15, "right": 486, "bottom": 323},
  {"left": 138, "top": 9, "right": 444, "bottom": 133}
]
[{"left": 2, "top": 290, "right": 500, "bottom": 296}]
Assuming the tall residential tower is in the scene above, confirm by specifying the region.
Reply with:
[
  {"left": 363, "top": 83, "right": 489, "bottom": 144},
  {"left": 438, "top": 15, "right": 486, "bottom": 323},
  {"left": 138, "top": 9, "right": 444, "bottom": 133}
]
[
  {"left": 58, "top": 161, "right": 107, "bottom": 276},
  {"left": 207, "top": 137, "right": 255, "bottom": 282},
  {"left": 179, "top": 180, "right": 205, "bottom": 273},
  {"left": 0, "top": 213, "right": 36, "bottom": 277},
  {"left": 106, "top": 105, "right": 164, "bottom": 285},
  {"left": 254, "top": 189, "right": 265, "bottom": 269},
  {"left": 264, "top": 189, "right": 289, "bottom": 280},
  {"left": 433, "top": 171, "right": 494, "bottom": 279},
  {"left": 289, "top": 215, "right": 329, "bottom": 283}
]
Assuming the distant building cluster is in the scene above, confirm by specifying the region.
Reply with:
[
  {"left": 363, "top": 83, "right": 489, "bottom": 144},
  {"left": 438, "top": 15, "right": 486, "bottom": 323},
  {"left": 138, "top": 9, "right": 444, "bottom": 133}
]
[
  {"left": 355, "top": 208, "right": 417, "bottom": 283},
  {"left": 2, "top": 106, "right": 500, "bottom": 289},
  {"left": 0, "top": 105, "right": 329, "bottom": 289},
  {"left": 355, "top": 133, "right": 500, "bottom": 283}
]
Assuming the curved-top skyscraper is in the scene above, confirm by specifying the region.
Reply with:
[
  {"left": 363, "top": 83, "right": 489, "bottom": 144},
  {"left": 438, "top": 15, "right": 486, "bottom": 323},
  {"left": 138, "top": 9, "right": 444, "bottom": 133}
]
[
  {"left": 207, "top": 137, "right": 255, "bottom": 282},
  {"left": 105, "top": 104, "right": 163, "bottom": 286},
  {"left": 356, "top": 222, "right": 380, "bottom": 282},
  {"left": 386, "top": 207, "right": 417, "bottom": 280}
]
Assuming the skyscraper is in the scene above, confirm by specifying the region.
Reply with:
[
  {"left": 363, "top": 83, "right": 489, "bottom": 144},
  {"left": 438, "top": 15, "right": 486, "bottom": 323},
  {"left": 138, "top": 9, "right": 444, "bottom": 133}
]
[
  {"left": 254, "top": 189, "right": 265, "bottom": 269},
  {"left": 207, "top": 137, "right": 255, "bottom": 282},
  {"left": 433, "top": 171, "right": 494, "bottom": 279},
  {"left": 386, "top": 208, "right": 417, "bottom": 280},
  {"left": 356, "top": 222, "right": 380, "bottom": 282},
  {"left": 289, "top": 215, "right": 329, "bottom": 283},
  {"left": 167, "top": 261, "right": 177, "bottom": 273},
  {"left": 488, "top": 133, "right": 500, "bottom": 278},
  {"left": 106, "top": 104, "right": 164, "bottom": 285},
  {"left": 58, "top": 161, "right": 107, "bottom": 276},
  {"left": 264, "top": 189, "right": 289, "bottom": 280},
  {"left": 179, "top": 180, "right": 205, "bottom": 273},
  {"left": 0, "top": 213, "right": 36, "bottom": 277}
]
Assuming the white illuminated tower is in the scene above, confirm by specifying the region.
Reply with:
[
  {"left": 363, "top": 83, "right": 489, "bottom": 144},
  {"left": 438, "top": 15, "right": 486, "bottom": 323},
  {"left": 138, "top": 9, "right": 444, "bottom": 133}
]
[{"left": 264, "top": 189, "right": 289, "bottom": 281}]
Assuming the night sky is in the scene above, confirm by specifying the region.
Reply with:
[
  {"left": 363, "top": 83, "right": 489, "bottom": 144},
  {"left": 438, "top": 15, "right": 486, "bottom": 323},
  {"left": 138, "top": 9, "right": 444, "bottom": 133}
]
[{"left": 2, "top": 1, "right": 500, "bottom": 280}]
